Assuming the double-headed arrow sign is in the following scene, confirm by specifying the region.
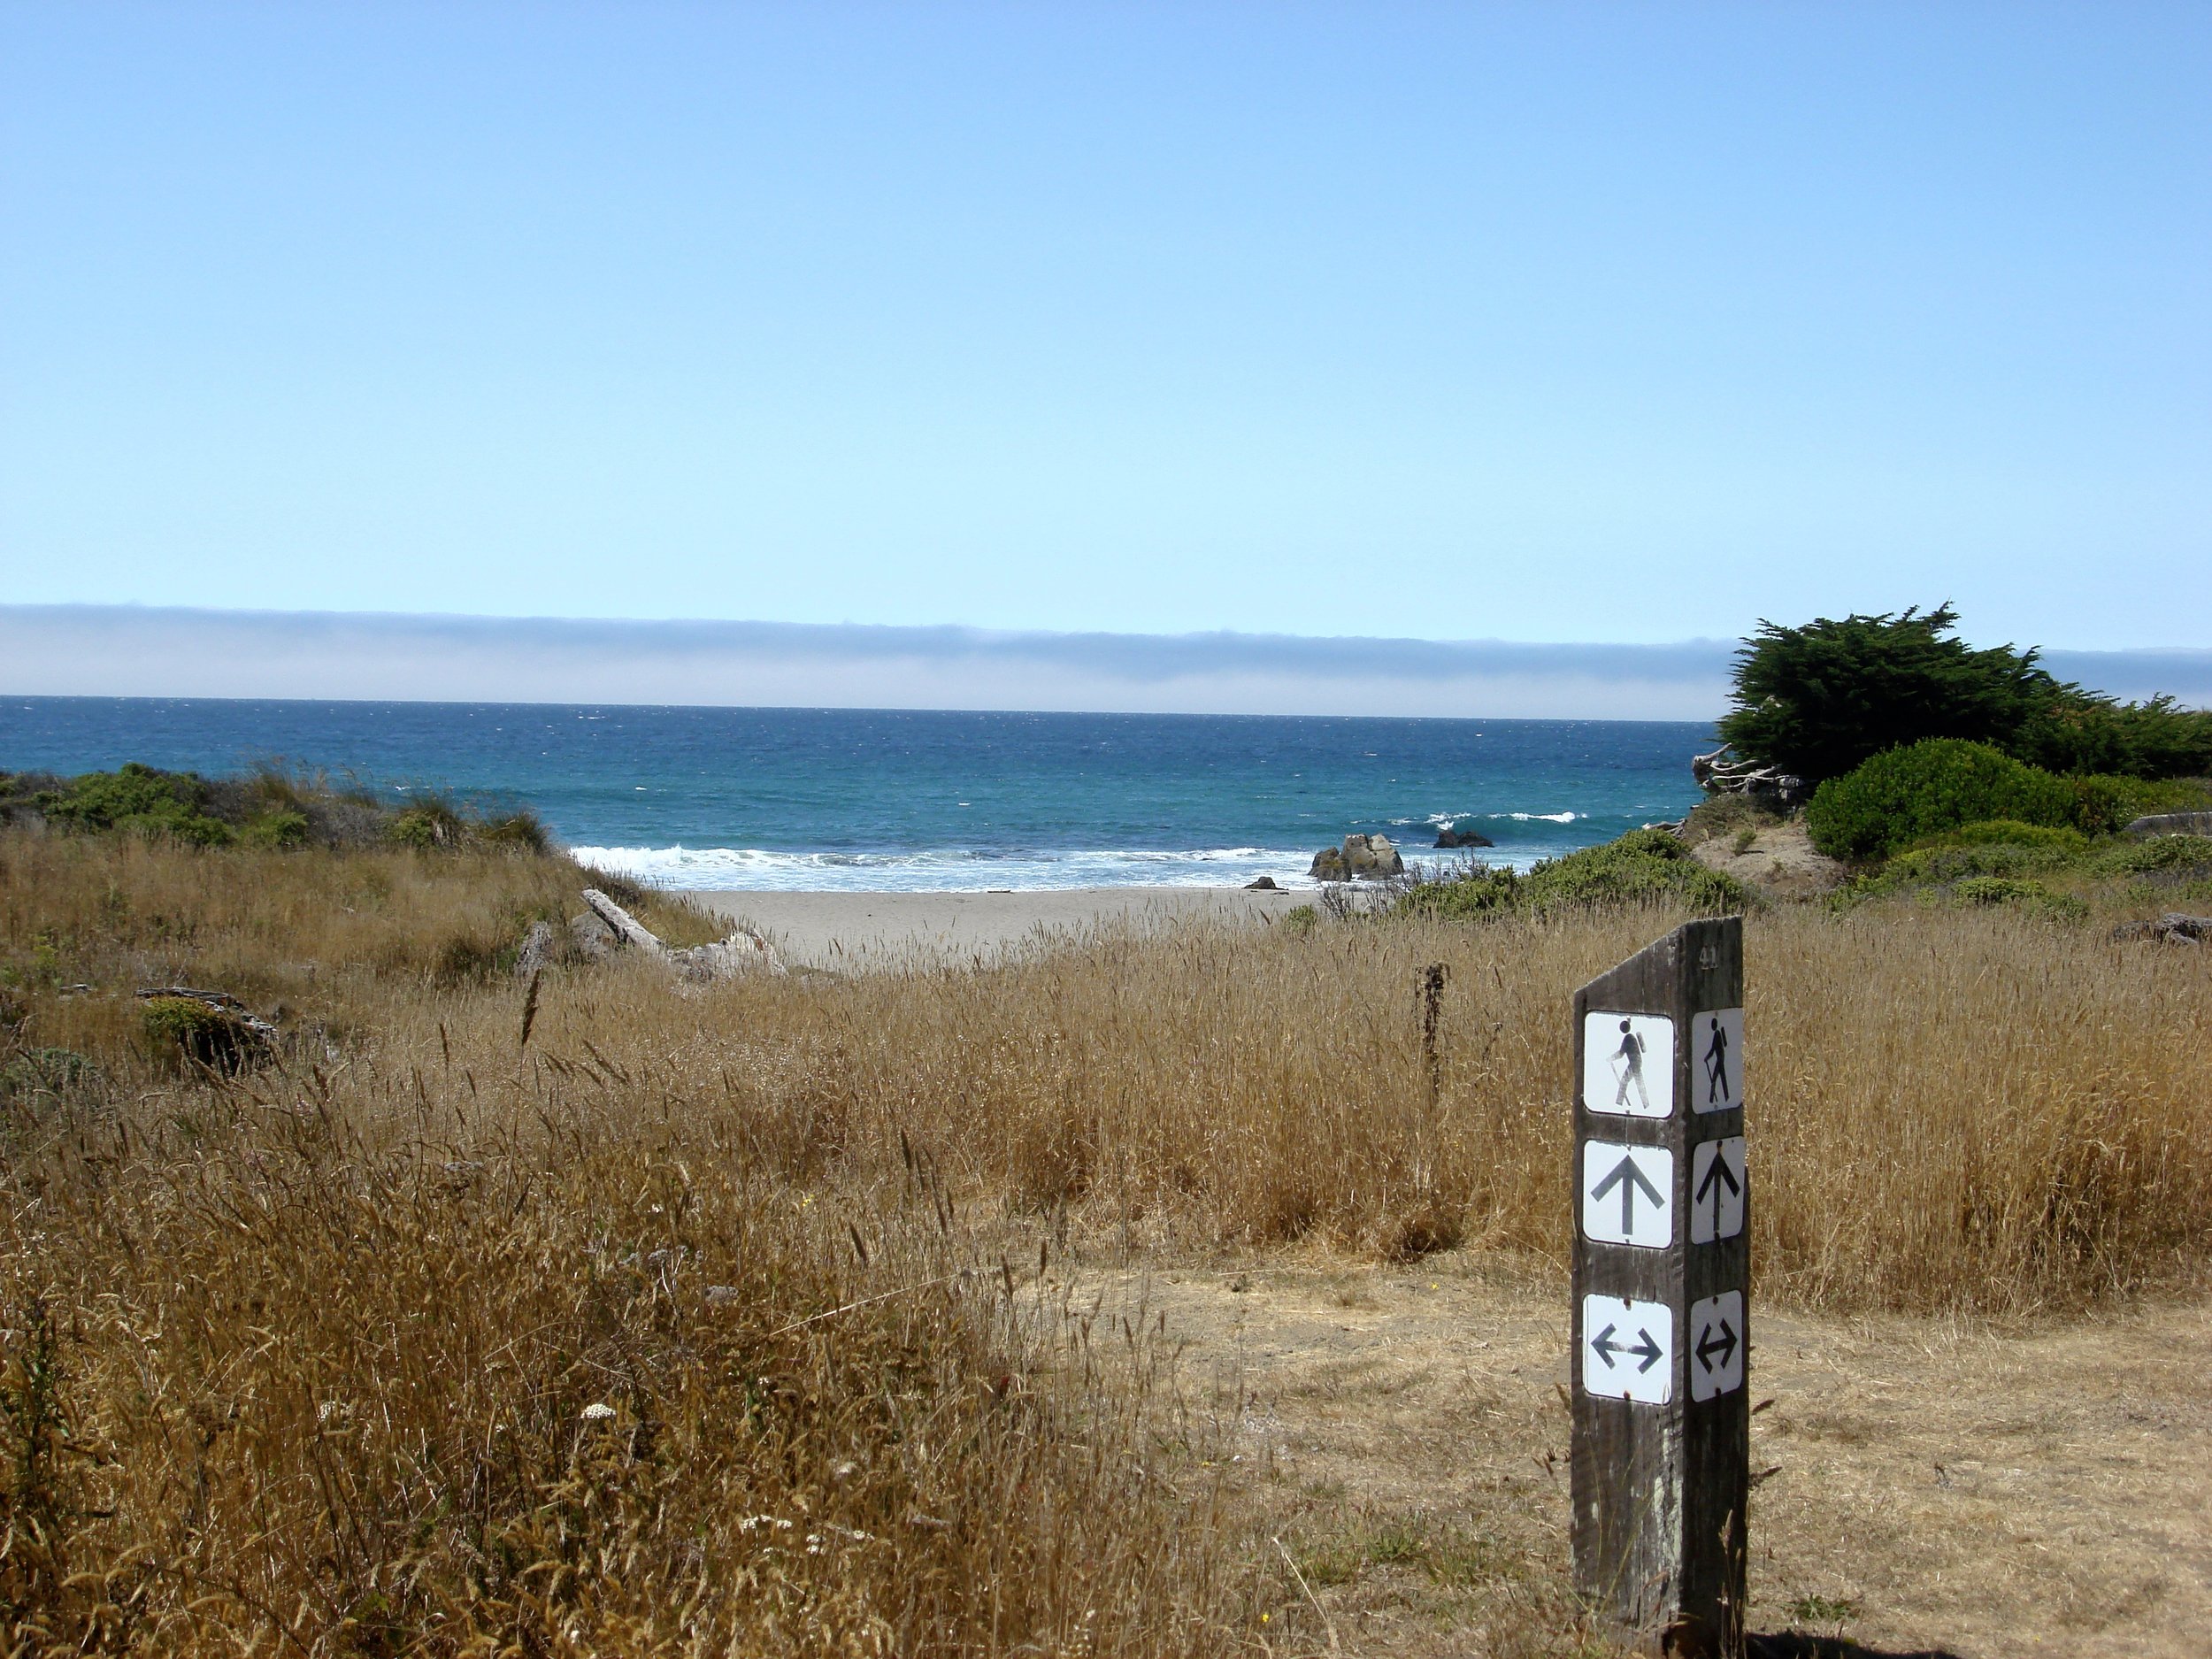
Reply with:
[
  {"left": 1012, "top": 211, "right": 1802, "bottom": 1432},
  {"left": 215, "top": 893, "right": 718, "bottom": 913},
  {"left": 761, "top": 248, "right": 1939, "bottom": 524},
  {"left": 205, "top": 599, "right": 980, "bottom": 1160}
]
[
  {"left": 1591, "top": 1321, "right": 1665, "bottom": 1373},
  {"left": 1695, "top": 1316, "right": 1739, "bottom": 1374}
]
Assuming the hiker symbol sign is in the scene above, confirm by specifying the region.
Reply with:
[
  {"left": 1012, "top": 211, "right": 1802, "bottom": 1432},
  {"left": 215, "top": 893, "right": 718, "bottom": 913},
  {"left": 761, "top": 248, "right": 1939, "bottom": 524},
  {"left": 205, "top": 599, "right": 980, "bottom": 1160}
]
[
  {"left": 1691, "top": 1007, "right": 1744, "bottom": 1113},
  {"left": 1582, "top": 1011, "right": 1674, "bottom": 1118}
]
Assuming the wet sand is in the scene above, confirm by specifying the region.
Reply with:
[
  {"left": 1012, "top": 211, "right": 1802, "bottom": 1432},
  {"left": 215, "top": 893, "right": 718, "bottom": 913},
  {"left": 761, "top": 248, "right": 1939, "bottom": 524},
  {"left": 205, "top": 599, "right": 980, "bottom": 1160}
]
[{"left": 680, "top": 885, "right": 1303, "bottom": 970}]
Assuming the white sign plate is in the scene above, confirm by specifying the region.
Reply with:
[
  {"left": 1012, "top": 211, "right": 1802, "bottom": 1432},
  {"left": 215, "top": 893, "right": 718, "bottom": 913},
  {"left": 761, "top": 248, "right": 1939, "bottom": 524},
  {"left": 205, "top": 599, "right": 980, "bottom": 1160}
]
[
  {"left": 1688, "top": 1136, "right": 1747, "bottom": 1244},
  {"left": 1581, "top": 1141, "right": 1674, "bottom": 1248},
  {"left": 1689, "top": 1007, "right": 1744, "bottom": 1114},
  {"left": 1581, "top": 1294, "right": 1674, "bottom": 1404},
  {"left": 1688, "top": 1290, "right": 1745, "bottom": 1402},
  {"left": 1583, "top": 1011, "right": 1674, "bottom": 1118}
]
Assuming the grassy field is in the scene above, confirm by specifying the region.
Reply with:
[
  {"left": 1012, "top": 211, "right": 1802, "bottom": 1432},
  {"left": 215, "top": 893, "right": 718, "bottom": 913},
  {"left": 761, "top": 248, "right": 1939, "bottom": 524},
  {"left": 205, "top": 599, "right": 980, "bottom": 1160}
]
[{"left": 4, "top": 827, "right": 2208, "bottom": 1655}]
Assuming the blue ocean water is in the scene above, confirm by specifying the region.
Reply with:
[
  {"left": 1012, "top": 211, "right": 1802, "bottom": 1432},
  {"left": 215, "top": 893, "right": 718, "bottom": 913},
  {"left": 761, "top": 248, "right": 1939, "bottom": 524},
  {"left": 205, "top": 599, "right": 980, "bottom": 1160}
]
[{"left": 1, "top": 697, "right": 1713, "bottom": 890}]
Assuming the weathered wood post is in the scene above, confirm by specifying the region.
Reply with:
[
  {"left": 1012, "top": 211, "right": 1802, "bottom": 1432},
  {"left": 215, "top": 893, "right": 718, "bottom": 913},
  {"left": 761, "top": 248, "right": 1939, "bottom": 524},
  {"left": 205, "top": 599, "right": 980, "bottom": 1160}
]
[{"left": 1571, "top": 916, "right": 1747, "bottom": 1655}]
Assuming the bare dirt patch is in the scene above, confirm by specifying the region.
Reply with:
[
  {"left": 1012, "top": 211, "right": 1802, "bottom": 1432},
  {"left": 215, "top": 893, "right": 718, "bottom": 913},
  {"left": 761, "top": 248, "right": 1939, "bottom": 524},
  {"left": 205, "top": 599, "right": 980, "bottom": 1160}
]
[
  {"left": 1084, "top": 1252, "right": 2210, "bottom": 1656},
  {"left": 1689, "top": 821, "right": 1847, "bottom": 901}
]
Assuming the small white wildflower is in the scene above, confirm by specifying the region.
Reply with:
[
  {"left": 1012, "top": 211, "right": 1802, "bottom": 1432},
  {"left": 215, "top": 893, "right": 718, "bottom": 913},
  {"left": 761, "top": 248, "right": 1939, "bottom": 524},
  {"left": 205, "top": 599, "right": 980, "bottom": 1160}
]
[{"left": 580, "top": 1402, "right": 616, "bottom": 1422}]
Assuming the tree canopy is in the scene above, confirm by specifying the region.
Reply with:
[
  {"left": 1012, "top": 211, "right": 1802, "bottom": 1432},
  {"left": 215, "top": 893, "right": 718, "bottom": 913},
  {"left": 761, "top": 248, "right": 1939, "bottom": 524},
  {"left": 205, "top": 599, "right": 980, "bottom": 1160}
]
[{"left": 1717, "top": 605, "right": 2212, "bottom": 784}]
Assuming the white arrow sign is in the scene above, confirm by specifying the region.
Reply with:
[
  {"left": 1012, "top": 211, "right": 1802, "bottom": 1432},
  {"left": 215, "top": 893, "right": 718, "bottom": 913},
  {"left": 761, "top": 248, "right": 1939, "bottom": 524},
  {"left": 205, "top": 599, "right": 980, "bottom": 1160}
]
[
  {"left": 1688, "top": 1137, "right": 1747, "bottom": 1244},
  {"left": 1584, "top": 1011, "right": 1674, "bottom": 1118},
  {"left": 1689, "top": 1008, "right": 1743, "bottom": 1114},
  {"left": 1581, "top": 1294, "right": 1674, "bottom": 1404},
  {"left": 1688, "top": 1291, "right": 1745, "bottom": 1402},
  {"left": 1581, "top": 1141, "right": 1674, "bottom": 1248}
]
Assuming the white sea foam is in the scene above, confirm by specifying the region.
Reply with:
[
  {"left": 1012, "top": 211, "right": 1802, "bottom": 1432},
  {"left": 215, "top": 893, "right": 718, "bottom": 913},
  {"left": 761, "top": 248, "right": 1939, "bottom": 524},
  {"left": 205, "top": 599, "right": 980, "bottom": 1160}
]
[{"left": 568, "top": 844, "right": 1340, "bottom": 893}]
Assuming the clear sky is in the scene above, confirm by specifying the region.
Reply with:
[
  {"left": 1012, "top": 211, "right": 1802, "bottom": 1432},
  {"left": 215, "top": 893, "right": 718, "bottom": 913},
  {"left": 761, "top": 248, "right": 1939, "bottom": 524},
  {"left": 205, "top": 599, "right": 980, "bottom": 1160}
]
[{"left": 3, "top": 2, "right": 2207, "bottom": 654}]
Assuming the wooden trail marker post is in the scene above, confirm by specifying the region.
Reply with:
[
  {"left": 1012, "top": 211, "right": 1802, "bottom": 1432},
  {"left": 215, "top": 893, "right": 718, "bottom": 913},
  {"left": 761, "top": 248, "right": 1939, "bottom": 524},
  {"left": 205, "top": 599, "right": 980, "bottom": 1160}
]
[{"left": 1571, "top": 916, "right": 1747, "bottom": 1655}]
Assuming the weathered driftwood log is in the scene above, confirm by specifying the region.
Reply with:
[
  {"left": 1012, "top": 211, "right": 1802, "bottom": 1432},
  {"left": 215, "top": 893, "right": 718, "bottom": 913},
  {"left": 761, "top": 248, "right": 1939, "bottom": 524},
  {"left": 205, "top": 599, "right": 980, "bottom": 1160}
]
[
  {"left": 513, "top": 921, "right": 560, "bottom": 979},
  {"left": 581, "top": 887, "right": 671, "bottom": 956},
  {"left": 578, "top": 887, "right": 787, "bottom": 980},
  {"left": 1690, "top": 746, "right": 1808, "bottom": 811}
]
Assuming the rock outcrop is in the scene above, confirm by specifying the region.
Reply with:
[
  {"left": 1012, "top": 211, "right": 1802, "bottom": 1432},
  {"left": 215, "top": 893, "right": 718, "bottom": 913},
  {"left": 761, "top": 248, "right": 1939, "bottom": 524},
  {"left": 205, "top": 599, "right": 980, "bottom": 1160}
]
[
  {"left": 1310, "top": 833, "right": 1402, "bottom": 881},
  {"left": 1433, "top": 825, "right": 1494, "bottom": 849},
  {"left": 2112, "top": 912, "right": 2211, "bottom": 945},
  {"left": 2123, "top": 812, "right": 2212, "bottom": 839}
]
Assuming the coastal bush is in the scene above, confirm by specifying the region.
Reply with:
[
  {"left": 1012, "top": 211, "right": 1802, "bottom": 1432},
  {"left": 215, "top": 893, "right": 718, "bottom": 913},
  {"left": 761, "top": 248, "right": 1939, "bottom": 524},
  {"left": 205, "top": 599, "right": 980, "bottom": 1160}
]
[
  {"left": 1805, "top": 740, "right": 2075, "bottom": 860},
  {"left": 37, "top": 761, "right": 235, "bottom": 846},
  {"left": 1913, "top": 819, "right": 2088, "bottom": 856},
  {"left": 241, "top": 807, "right": 311, "bottom": 849},
  {"left": 140, "top": 995, "right": 265, "bottom": 1073}
]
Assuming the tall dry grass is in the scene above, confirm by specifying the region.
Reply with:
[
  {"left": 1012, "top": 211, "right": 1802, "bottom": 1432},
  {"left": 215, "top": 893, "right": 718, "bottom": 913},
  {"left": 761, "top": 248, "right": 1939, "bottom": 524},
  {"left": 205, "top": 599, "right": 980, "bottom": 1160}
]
[
  {"left": 6, "top": 831, "right": 2212, "bottom": 1652},
  {"left": 1, "top": 970, "right": 1244, "bottom": 1654}
]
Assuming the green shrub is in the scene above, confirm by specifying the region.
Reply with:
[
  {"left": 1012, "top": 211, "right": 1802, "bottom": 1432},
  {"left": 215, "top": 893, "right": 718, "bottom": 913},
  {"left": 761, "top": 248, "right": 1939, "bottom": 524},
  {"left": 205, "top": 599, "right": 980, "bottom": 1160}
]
[
  {"left": 142, "top": 997, "right": 267, "bottom": 1073},
  {"left": 1913, "top": 819, "right": 2089, "bottom": 856},
  {"left": 1885, "top": 842, "right": 2079, "bottom": 885},
  {"left": 1948, "top": 876, "right": 2087, "bottom": 921},
  {"left": 479, "top": 809, "right": 553, "bottom": 853},
  {"left": 39, "top": 763, "right": 234, "bottom": 846},
  {"left": 1519, "top": 829, "right": 1748, "bottom": 914},
  {"left": 1395, "top": 865, "right": 1520, "bottom": 920},
  {"left": 1806, "top": 741, "right": 2075, "bottom": 861},
  {"left": 1279, "top": 904, "right": 1318, "bottom": 936},
  {"left": 242, "top": 809, "right": 311, "bottom": 849},
  {"left": 0, "top": 1048, "right": 101, "bottom": 1112},
  {"left": 1953, "top": 875, "right": 2044, "bottom": 906},
  {"left": 2093, "top": 834, "right": 2212, "bottom": 878}
]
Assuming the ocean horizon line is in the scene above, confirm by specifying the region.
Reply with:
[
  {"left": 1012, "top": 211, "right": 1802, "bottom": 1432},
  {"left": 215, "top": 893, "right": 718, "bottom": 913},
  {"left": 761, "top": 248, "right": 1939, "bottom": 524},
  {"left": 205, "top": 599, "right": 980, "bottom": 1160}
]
[{"left": 6, "top": 604, "right": 2208, "bottom": 721}]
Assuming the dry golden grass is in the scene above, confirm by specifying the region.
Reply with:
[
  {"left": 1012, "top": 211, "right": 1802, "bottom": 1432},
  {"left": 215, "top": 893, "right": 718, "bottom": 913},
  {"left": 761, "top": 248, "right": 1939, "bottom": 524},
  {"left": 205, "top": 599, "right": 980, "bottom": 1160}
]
[{"left": 4, "top": 830, "right": 2210, "bottom": 1655}]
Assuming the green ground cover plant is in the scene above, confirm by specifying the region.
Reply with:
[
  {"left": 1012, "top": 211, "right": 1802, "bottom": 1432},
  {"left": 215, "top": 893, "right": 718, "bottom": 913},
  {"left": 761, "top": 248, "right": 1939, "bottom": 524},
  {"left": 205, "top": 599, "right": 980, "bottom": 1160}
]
[
  {"left": 1396, "top": 827, "right": 1748, "bottom": 920},
  {"left": 0, "top": 763, "right": 552, "bottom": 854}
]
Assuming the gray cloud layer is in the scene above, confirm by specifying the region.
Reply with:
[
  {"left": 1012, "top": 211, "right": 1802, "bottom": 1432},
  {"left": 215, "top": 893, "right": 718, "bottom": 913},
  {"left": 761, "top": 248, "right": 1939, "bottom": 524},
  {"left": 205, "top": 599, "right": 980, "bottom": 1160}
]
[{"left": 3, "top": 606, "right": 2207, "bottom": 720}]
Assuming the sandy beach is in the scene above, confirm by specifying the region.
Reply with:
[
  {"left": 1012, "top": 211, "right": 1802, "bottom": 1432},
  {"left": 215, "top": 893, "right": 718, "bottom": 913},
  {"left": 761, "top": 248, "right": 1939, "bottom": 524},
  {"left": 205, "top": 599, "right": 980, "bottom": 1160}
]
[{"left": 682, "top": 884, "right": 1303, "bottom": 969}]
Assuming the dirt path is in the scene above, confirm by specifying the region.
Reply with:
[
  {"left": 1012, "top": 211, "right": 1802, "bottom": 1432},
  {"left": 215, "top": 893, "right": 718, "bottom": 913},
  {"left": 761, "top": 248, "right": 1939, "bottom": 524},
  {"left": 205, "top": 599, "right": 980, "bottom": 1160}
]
[{"left": 1087, "top": 1252, "right": 2210, "bottom": 1656}]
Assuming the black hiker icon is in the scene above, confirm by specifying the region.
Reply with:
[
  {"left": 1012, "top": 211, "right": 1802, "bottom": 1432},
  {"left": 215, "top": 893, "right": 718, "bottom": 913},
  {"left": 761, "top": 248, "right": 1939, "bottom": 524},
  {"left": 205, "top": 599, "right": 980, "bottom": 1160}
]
[
  {"left": 1611, "top": 1018, "right": 1648, "bottom": 1111},
  {"left": 1702, "top": 1015, "right": 1731, "bottom": 1105}
]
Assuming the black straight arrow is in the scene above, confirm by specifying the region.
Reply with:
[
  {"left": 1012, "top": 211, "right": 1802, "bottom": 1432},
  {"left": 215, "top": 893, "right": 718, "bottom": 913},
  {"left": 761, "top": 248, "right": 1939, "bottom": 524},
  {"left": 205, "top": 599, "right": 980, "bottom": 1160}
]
[
  {"left": 1628, "top": 1328, "right": 1663, "bottom": 1372},
  {"left": 1695, "top": 1318, "right": 1739, "bottom": 1374},
  {"left": 1592, "top": 1152, "right": 1666, "bottom": 1235},
  {"left": 1695, "top": 1145, "right": 1741, "bottom": 1232}
]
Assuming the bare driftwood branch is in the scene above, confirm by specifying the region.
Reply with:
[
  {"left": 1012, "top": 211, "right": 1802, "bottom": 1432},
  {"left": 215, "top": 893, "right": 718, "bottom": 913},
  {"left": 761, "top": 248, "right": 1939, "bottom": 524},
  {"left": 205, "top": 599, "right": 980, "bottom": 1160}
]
[
  {"left": 1691, "top": 745, "right": 1807, "bottom": 809},
  {"left": 577, "top": 887, "right": 786, "bottom": 980},
  {"left": 581, "top": 887, "right": 671, "bottom": 956}
]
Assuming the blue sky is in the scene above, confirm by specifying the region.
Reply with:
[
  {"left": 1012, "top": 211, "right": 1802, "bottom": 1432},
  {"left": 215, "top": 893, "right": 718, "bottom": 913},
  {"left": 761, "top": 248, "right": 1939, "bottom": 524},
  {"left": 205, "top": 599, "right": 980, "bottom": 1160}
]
[{"left": 3, "top": 2, "right": 2207, "bottom": 661}]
